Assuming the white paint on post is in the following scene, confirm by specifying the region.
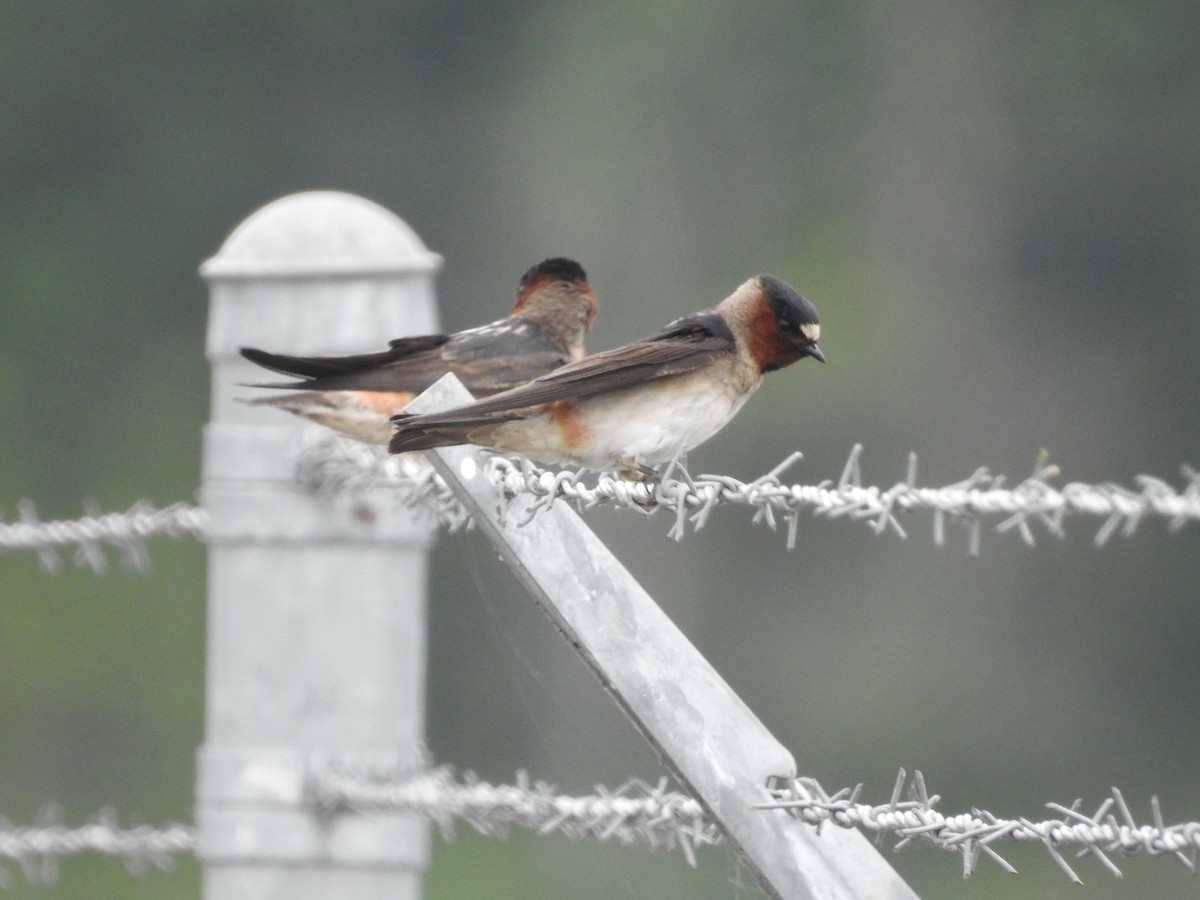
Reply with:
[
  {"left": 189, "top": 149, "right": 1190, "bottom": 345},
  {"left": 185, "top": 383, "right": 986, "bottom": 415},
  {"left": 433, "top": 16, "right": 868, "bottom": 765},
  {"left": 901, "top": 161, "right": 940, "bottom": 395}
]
[{"left": 198, "top": 192, "right": 441, "bottom": 899}]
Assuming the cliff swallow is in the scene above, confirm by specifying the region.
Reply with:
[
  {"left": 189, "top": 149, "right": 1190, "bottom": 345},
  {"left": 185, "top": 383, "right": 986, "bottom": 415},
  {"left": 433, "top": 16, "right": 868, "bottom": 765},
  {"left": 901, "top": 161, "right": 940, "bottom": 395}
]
[
  {"left": 239, "top": 258, "right": 598, "bottom": 444},
  {"left": 389, "top": 274, "right": 824, "bottom": 479}
]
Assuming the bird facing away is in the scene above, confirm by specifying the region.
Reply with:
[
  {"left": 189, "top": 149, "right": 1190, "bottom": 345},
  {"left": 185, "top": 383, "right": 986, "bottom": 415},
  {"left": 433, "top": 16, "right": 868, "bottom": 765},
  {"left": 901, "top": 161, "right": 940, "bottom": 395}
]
[
  {"left": 239, "top": 258, "right": 598, "bottom": 444},
  {"left": 389, "top": 274, "right": 824, "bottom": 479}
]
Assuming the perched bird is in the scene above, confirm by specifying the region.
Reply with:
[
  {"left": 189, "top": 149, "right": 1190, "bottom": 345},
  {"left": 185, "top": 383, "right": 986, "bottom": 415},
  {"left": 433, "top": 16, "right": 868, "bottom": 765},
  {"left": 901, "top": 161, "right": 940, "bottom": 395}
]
[
  {"left": 239, "top": 258, "right": 598, "bottom": 444},
  {"left": 389, "top": 274, "right": 824, "bottom": 479}
]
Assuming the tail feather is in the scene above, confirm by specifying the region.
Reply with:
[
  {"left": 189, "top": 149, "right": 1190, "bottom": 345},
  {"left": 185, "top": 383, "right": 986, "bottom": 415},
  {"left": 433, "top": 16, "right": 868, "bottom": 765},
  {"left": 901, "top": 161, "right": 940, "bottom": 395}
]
[
  {"left": 240, "top": 347, "right": 376, "bottom": 379},
  {"left": 240, "top": 392, "right": 338, "bottom": 412},
  {"left": 388, "top": 425, "right": 471, "bottom": 455},
  {"left": 240, "top": 337, "right": 449, "bottom": 387}
]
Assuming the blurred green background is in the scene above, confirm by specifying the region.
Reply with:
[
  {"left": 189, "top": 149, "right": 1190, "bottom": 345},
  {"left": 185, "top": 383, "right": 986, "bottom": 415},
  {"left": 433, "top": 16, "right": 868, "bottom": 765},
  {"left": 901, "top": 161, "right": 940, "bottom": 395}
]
[{"left": 2, "top": 2, "right": 1199, "bottom": 897}]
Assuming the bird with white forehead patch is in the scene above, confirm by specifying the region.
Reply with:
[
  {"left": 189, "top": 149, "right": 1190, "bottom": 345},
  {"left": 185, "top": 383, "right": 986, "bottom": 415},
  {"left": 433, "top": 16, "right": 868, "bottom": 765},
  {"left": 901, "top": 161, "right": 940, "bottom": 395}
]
[
  {"left": 389, "top": 274, "right": 824, "bottom": 479},
  {"left": 239, "top": 258, "right": 598, "bottom": 444}
]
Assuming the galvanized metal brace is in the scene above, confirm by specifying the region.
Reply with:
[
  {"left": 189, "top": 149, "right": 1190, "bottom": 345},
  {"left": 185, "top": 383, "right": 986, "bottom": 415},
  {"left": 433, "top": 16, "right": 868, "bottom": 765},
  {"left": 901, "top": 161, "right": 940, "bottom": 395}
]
[{"left": 407, "top": 374, "right": 919, "bottom": 900}]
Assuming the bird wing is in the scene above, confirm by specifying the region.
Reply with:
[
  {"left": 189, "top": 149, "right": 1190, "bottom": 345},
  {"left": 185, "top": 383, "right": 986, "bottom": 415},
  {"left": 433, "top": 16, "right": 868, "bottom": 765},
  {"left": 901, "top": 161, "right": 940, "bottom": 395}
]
[
  {"left": 395, "top": 313, "right": 733, "bottom": 427},
  {"left": 240, "top": 317, "right": 571, "bottom": 395},
  {"left": 437, "top": 318, "right": 573, "bottom": 392},
  {"left": 240, "top": 337, "right": 451, "bottom": 391}
]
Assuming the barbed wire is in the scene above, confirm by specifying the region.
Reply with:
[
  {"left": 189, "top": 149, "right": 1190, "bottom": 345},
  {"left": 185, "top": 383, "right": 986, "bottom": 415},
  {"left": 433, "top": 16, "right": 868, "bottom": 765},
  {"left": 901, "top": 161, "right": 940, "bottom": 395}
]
[
  {"left": 312, "top": 761, "right": 721, "bottom": 866},
  {"left": 5, "top": 443, "right": 1196, "bottom": 572},
  {"left": 0, "top": 768, "right": 717, "bottom": 886},
  {"left": 2, "top": 768, "right": 1196, "bottom": 886},
  {"left": 293, "top": 438, "right": 473, "bottom": 531},
  {"left": 298, "top": 439, "right": 1200, "bottom": 552},
  {"left": 0, "top": 499, "right": 207, "bottom": 574},
  {"left": 317, "top": 761, "right": 1200, "bottom": 883},
  {"left": 0, "top": 807, "right": 191, "bottom": 887},
  {"left": 763, "top": 769, "right": 1200, "bottom": 883}
]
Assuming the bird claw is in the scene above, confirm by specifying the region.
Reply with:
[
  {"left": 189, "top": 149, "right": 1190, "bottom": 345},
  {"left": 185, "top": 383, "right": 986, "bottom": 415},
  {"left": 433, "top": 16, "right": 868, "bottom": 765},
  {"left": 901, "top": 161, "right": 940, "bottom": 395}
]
[{"left": 618, "top": 464, "right": 662, "bottom": 483}]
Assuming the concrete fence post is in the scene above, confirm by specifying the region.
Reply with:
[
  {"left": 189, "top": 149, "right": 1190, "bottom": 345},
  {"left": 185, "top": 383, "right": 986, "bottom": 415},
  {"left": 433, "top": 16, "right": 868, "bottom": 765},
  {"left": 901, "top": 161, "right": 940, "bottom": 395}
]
[{"left": 196, "top": 191, "right": 442, "bottom": 898}]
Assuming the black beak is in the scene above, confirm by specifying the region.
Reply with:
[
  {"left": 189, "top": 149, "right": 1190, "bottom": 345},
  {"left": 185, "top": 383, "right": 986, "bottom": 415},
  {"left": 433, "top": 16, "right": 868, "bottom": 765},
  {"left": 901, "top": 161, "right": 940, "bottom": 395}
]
[{"left": 809, "top": 343, "right": 826, "bottom": 364}]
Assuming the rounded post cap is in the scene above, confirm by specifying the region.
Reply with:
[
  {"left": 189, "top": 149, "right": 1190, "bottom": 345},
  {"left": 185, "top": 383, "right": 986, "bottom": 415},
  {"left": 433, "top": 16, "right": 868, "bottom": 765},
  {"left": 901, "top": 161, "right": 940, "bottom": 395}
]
[{"left": 200, "top": 191, "right": 443, "bottom": 280}]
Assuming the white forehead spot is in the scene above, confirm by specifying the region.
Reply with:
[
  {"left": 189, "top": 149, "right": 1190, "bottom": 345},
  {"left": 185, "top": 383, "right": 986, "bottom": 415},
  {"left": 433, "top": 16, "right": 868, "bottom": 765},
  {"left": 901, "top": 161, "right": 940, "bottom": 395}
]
[{"left": 801, "top": 322, "right": 820, "bottom": 341}]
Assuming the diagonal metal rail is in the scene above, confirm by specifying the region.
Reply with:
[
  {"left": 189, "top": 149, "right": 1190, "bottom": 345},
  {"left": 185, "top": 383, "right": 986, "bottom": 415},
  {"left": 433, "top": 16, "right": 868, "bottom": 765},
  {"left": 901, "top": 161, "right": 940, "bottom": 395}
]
[{"left": 407, "top": 374, "right": 919, "bottom": 900}]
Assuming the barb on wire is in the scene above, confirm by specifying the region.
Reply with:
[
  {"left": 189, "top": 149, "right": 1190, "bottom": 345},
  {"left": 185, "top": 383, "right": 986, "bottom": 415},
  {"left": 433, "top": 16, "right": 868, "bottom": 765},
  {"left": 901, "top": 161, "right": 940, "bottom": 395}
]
[
  {"left": 0, "top": 500, "right": 207, "bottom": 574},
  {"left": 761, "top": 770, "right": 1200, "bottom": 882},
  {"left": 1, "top": 768, "right": 1196, "bottom": 886},
  {"left": 312, "top": 761, "right": 721, "bottom": 865},
  {"left": 0, "top": 807, "right": 192, "bottom": 887},
  {"left": 294, "top": 437, "right": 473, "bottom": 532},
  {"left": 298, "top": 439, "right": 1200, "bottom": 553},
  {"left": 7, "top": 443, "right": 1195, "bottom": 570}
]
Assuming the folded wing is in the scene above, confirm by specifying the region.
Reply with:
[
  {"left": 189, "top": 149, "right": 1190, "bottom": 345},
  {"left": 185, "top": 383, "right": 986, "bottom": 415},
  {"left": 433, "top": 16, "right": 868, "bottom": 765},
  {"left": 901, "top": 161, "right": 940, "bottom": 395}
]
[
  {"left": 390, "top": 312, "right": 734, "bottom": 441},
  {"left": 240, "top": 318, "right": 572, "bottom": 396}
]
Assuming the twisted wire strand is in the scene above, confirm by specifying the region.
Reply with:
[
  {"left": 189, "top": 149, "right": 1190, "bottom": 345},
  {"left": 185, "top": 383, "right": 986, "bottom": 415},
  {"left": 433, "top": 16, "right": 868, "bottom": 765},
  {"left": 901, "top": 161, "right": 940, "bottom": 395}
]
[
  {"left": 317, "top": 762, "right": 1200, "bottom": 882},
  {"left": 763, "top": 770, "right": 1200, "bottom": 882},
  {"left": 297, "top": 439, "right": 1200, "bottom": 552},
  {"left": 312, "top": 763, "right": 721, "bottom": 866},
  {"left": 5, "top": 443, "right": 1196, "bottom": 571},
  {"left": 1, "top": 769, "right": 1196, "bottom": 885},
  {"left": 0, "top": 500, "right": 207, "bottom": 574},
  {"left": 293, "top": 438, "right": 473, "bottom": 531},
  {"left": 0, "top": 808, "right": 192, "bottom": 886}
]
